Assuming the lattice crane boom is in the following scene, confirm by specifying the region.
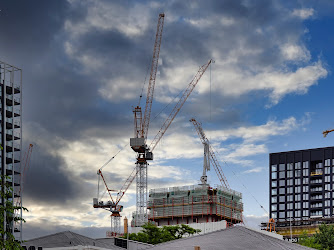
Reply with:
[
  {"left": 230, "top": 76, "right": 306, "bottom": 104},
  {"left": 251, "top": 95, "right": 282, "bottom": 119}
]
[
  {"left": 150, "top": 59, "right": 213, "bottom": 151},
  {"left": 323, "top": 129, "right": 334, "bottom": 137},
  {"left": 141, "top": 13, "right": 165, "bottom": 140},
  {"left": 190, "top": 118, "right": 230, "bottom": 189}
]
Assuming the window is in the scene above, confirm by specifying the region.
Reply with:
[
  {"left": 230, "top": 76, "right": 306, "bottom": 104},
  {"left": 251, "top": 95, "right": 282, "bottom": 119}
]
[
  {"left": 287, "top": 171, "right": 293, "bottom": 178},
  {"left": 279, "top": 212, "right": 285, "bottom": 218},
  {"left": 303, "top": 202, "right": 309, "bottom": 208},
  {"left": 303, "top": 210, "right": 309, "bottom": 216},
  {"left": 303, "top": 169, "right": 309, "bottom": 176},
  {"left": 279, "top": 180, "right": 285, "bottom": 186},
  {"left": 325, "top": 175, "right": 331, "bottom": 183},
  {"left": 295, "top": 162, "right": 301, "bottom": 169},
  {"left": 287, "top": 195, "right": 293, "bottom": 202},
  {"left": 272, "top": 181, "right": 277, "bottom": 188},
  {"left": 303, "top": 161, "right": 309, "bottom": 168},
  {"left": 295, "top": 179, "right": 301, "bottom": 185},
  {"left": 325, "top": 184, "right": 331, "bottom": 191},
  {"left": 325, "top": 192, "right": 331, "bottom": 199},
  {"left": 287, "top": 163, "right": 293, "bottom": 170},
  {"left": 325, "top": 200, "right": 330, "bottom": 207},
  {"left": 295, "top": 170, "right": 301, "bottom": 177},
  {"left": 295, "top": 186, "right": 301, "bottom": 193},
  {"left": 287, "top": 211, "right": 293, "bottom": 217},
  {"left": 272, "top": 213, "right": 277, "bottom": 219},
  {"left": 295, "top": 194, "right": 301, "bottom": 201},
  {"left": 303, "top": 178, "right": 309, "bottom": 184},
  {"left": 325, "top": 208, "right": 330, "bottom": 216},
  {"left": 303, "top": 186, "right": 308, "bottom": 192},
  {"left": 287, "top": 187, "right": 293, "bottom": 194},
  {"left": 325, "top": 167, "right": 331, "bottom": 174},
  {"left": 272, "top": 189, "right": 277, "bottom": 195},
  {"left": 287, "top": 203, "right": 293, "bottom": 210},
  {"left": 272, "top": 172, "right": 277, "bottom": 179},
  {"left": 279, "top": 196, "right": 285, "bottom": 202},
  {"left": 272, "top": 196, "right": 277, "bottom": 203},
  {"left": 325, "top": 159, "right": 331, "bottom": 167},
  {"left": 287, "top": 179, "right": 293, "bottom": 186},
  {"left": 279, "top": 188, "right": 285, "bottom": 194},
  {"left": 295, "top": 202, "right": 301, "bottom": 209},
  {"left": 279, "top": 204, "right": 285, "bottom": 210},
  {"left": 295, "top": 210, "right": 301, "bottom": 217},
  {"left": 279, "top": 172, "right": 285, "bottom": 179},
  {"left": 279, "top": 164, "right": 285, "bottom": 171},
  {"left": 271, "top": 164, "right": 277, "bottom": 172},
  {"left": 272, "top": 205, "right": 277, "bottom": 211}
]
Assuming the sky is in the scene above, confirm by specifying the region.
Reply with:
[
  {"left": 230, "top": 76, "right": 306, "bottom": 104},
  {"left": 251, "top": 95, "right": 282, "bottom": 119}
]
[{"left": 1, "top": 0, "right": 334, "bottom": 240}]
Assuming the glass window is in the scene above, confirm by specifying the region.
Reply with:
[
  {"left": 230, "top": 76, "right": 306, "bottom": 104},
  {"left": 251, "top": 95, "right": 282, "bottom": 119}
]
[
  {"left": 325, "top": 167, "right": 331, "bottom": 174},
  {"left": 287, "top": 203, "right": 293, "bottom": 210},
  {"left": 295, "top": 210, "right": 301, "bottom": 217},
  {"left": 325, "top": 192, "right": 331, "bottom": 199},
  {"left": 279, "top": 212, "right": 285, "bottom": 218},
  {"left": 272, "top": 172, "right": 277, "bottom": 179},
  {"left": 303, "top": 202, "right": 309, "bottom": 208},
  {"left": 279, "top": 188, "right": 285, "bottom": 194},
  {"left": 287, "top": 211, "right": 293, "bottom": 217},
  {"left": 272, "top": 212, "right": 277, "bottom": 219},
  {"left": 271, "top": 164, "right": 277, "bottom": 172},
  {"left": 287, "top": 171, "right": 293, "bottom": 178},
  {"left": 325, "top": 208, "right": 330, "bottom": 216},
  {"left": 279, "top": 172, "right": 285, "bottom": 179},
  {"left": 295, "top": 202, "right": 301, "bottom": 209},
  {"left": 303, "top": 178, "right": 309, "bottom": 184},
  {"left": 325, "top": 184, "right": 331, "bottom": 191},
  {"left": 287, "top": 195, "right": 293, "bottom": 202},
  {"left": 287, "top": 179, "right": 293, "bottom": 186},
  {"left": 325, "top": 200, "right": 330, "bottom": 207},
  {"left": 303, "top": 161, "right": 309, "bottom": 169},
  {"left": 295, "top": 170, "right": 301, "bottom": 177},
  {"left": 287, "top": 187, "right": 293, "bottom": 194},
  {"left": 279, "top": 204, "right": 285, "bottom": 210},
  {"left": 295, "top": 186, "right": 301, "bottom": 193},
  {"left": 295, "top": 162, "right": 301, "bottom": 169},
  {"left": 279, "top": 196, "right": 285, "bottom": 202},
  {"left": 279, "top": 180, "right": 285, "bottom": 186},
  {"left": 295, "top": 179, "right": 301, "bottom": 185},
  {"left": 272, "top": 196, "right": 277, "bottom": 203},
  {"left": 287, "top": 163, "right": 293, "bottom": 170},
  {"left": 279, "top": 164, "right": 285, "bottom": 171},
  {"left": 272, "top": 204, "right": 277, "bottom": 211},
  {"left": 272, "top": 189, "right": 277, "bottom": 195},
  {"left": 303, "top": 169, "right": 308, "bottom": 176},
  {"left": 295, "top": 194, "right": 301, "bottom": 201},
  {"left": 325, "top": 175, "right": 331, "bottom": 183},
  {"left": 325, "top": 159, "right": 331, "bottom": 167},
  {"left": 272, "top": 181, "right": 277, "bottom": 188},
  {"left": 303, "top": 186, "right": 308, "bottom": 192},
  {"left": 303, "top": 210, "right": 309, "bottom": 216}
]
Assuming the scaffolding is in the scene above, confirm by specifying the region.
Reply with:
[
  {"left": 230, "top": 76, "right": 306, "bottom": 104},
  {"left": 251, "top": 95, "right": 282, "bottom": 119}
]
[{"left": 146, "top": 184, "right": 243, "bottom": 226}]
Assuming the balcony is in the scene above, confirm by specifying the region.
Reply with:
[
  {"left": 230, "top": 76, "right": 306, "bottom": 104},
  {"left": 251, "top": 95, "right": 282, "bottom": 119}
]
[
  {"left": 5, "top": 106, "right": 20, "bottom": 117},
  {"left": 311, "top": 170, "right": 323, "bottom": 176},
  {"left": 5, "top": 84, "right": 20, "bottom": 95},
  {"left": 6, "top": 141, "right": 20, "bottom": 152},
  {"left": 6, "top": 152, "right": 21, "bottom": 164},
  {"left": 5, "top": 94, "right": 20, "bottom": 106},
  {"left": 5, "top": 129, "right": 20, "bottom": 141}
]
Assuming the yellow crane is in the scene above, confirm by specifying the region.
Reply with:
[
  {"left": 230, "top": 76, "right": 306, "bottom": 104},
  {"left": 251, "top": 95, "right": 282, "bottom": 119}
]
[{"left": 323, "top": 129, "right": 334, "bottom": 137}]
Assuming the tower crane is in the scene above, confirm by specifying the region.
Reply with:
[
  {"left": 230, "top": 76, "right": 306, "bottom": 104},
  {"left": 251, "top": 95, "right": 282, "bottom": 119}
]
[
  {"left": 323, "top": 129, "right": 334, "bottom": 137},
  {"left": 130, "top": 60, "right": 214, "bottom": 226},
  {"left": 190, "top": 118, "right": 230, "bottom": 189},
  {"left": 94, "top": 59, "right": 213, "bottom": 233}
]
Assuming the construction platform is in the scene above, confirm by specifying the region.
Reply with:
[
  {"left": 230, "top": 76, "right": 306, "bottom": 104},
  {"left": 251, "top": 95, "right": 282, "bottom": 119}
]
[{"left": 146, "top": 184, "right": 243, "bottom": 226}]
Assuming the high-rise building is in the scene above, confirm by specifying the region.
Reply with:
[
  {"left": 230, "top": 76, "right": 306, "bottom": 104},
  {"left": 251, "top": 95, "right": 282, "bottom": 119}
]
[
  {"left": 0, "top": 61, "right": 22, "bottom": 240},
  {"left": 269, "top": 146, "right": 334, "bottom": 238}
]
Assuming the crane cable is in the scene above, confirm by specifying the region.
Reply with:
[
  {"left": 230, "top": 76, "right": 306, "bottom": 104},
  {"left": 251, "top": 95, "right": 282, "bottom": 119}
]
[{"left": 99, "top": 142, "right": 129, "bottom": 171}]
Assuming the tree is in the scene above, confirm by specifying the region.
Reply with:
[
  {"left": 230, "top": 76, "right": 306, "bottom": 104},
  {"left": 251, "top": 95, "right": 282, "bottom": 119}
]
[
  {"left": 123, "top": 222, "right": 201, "bottom": 245},
  {"left": 298, "top": 230, "right": 321, "bottom": 249},
  {"left": 0, "top": 175, "right": 27, "bottom": 249},
  {"left": 314, "top": 224, "right": 334, "bottom": 250}
]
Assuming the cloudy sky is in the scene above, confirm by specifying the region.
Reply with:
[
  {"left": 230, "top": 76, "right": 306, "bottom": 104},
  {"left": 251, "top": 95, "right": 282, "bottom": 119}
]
[{"left": 1, "top": 0, "right": 334, "bottom": 240}]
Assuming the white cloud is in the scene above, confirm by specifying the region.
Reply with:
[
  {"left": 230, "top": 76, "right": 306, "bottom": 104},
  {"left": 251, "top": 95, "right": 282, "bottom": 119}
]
[
  {"left": 292, "top": 8, "right": 315, "bottom": 20},
  {"left": 242, "top": 167, "right": 265, "bottom": 174},
  {"left": 280, "top": 43, "right": 310, "bottom": 61}
]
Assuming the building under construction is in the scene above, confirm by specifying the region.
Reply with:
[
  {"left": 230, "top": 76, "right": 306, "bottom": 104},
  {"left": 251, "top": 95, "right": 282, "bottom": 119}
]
[{"left": 147, "top": 184, "right": 243, "bottom": 226}]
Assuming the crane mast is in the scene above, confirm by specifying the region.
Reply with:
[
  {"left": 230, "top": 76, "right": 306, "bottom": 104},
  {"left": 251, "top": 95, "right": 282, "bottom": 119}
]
[{"left": 190, "top": 118, "right": 230, "bottom": 189}]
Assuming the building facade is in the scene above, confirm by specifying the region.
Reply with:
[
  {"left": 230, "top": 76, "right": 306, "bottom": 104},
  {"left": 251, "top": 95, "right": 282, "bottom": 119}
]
[
  {"left": 0, "top": 61, "right": 22, "bottom": 240},
  {"left": 270, "top": 146, "right": 334, "bottom": 237},
  {"left": 145, "top": 184, "right": 243, "bottom": 227}
]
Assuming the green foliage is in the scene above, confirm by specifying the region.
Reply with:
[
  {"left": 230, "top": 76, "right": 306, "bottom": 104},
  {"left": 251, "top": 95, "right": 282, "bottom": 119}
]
[
  {"left": 298, "top": 230, "right": 322, "bottom": 249},
  {"left": 0, "top": 175, "right": 27, "bottom": 249},
  {"left": 123, "top": 222, "right": 201, "bottom": 245},
  {"left": 313, "top": 224, "right": 334, "bottom": 250}
]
